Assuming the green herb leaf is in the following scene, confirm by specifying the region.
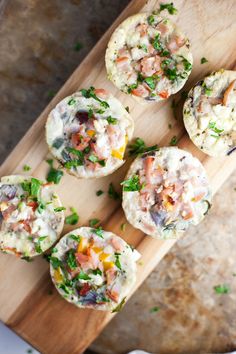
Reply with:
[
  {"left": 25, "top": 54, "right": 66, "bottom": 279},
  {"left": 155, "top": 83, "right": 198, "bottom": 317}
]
[
  {"left": 66, "top": 249, "right": 77, "bottom": 270},
  {"left": 68, "top": 98, "right": 76, "bottom": 105},
  {"left": 75, "top": 271, "right": 91, "bottom": 280},
  {"left": 127, "top": 83, "right": 138, "bottom": 94},
  {"left": 201, "top": 57, "right": 208, "bottom": 64},
  {"left": 125, "top": 106, "right": 130, "bottom": 113},
  {"left": 69, "top": 234, "right": 81, "bottom": 242},
  {"left": 46, "top": 160, "right": 64, "bottom": 184},
  {"left": 108, "top": 183, "right": 120, "bottom": 200},
  {"left": 165, "top": 67, "right": 178, "bottom": 81},
  {"left": 181, "top": 56, "right": 192, "bottom": 71},
  {"left": 152, "top": 34, "right": 162, "bottom": 51},
  {"left": 96, "top": 189, "right": 104, "bottom": 196},
  {"left": 21, "top": 181, "right": 31, "bottom": 194},
  {"left": 89, "top": 218, "right": 100, "bottom": 227},
  {"left": 107, "top": 116, "right": 118, "bottom": 124},
  {"left": 52, "top": 138, "right": 64, "bottom": 149},
  {"left": 54, "top": 206, "right": 66, "bottom": 212},
  {"left": 80, "top": 87, "right": 109, "bottom": 109},
  {"left": 74, "top": 41, "right": 83, "bottom": 51},
  {"left": 128, "top": 137, "right": 159, "bottom": 156},
  {"left": 93, "top": 226, "right": 104, "bottom": 238},
  {"left": 159, "top": 2, "right": 177, "bottom": 15},
  {"left": 23, "top": 165, "right": 31, "bottom": 172},
  {"left": 147, "top": 14, "right": 155, "bottom": 25},
  {"left": 208, "top": 122, "right": 224, "bottom": 135},
  {"left": 214, "top": 284, "right": 230, "bottom": 294},
  {"left": 115, "top": 253, "right": 122, "bottom": 270},
  {"left": 65, "top": 207, "right": 79, "bottom": 225},
  {"left": 92, "top": 268, "right": 102, "bottom": 276},
  {"left": 37, "top": 202, "right": 46, "bottom": 214},
  {"left": 170, "top": 135, "right": 178, "bottom": 146},
  {"left": 120, "top": 223, "right": 126, "bottom": 231},
  {"left": 121, "top": 175, "right": 143, "bottom": 192},
  {"left": 144, "top": 76, "right": 156, "bottom": 90},
  {"left": 31, "top": 178, "right": 42, "bottom": 198},
  {"left": 112, "top": 297, "right": 126, "bottom": 313},
  {"left": 150, "top": 306, "right": 160, "bottom": 313},
  {"left": 64, "top": 159, "right": 83, "bottom": 169}
]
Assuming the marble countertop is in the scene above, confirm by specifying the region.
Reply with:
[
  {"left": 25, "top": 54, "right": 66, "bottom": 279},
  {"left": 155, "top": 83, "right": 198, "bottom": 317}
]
[{"left": 0, "top": 1, "right": 235, "bottom": 353}]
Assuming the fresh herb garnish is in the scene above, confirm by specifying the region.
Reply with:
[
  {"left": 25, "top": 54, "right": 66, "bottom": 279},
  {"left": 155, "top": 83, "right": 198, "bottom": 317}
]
[
  {"left": 50, "top": 256, "right": 62, "bottom": 269},
  {"left": 115, "top": 252, "right": 122, "bottom": 270},
  {"left": 23, "top": 164, "right": 31, "bottom": 172},
  {"left": 152, "top": 34, "right": 162, "bottom": 51},
  {"left": 121, "top": 175, "right": 143, "bottom": 192},
  {"left": 21, "top": 181, "right": 31, "bottom": 194},
  {"left": 69, "top": 234, "right": 81, "bottom": 242},
  {"left": 92, "top": 268, "right": 102, "bottom": 276},
  {"left": 35, "top": 236, "right": 47, "bottom": 254},
  {"left": 107, "top": 116, "right": 118, "bottom": 124},
  {"left": 150, "top": 306, "right": 160, "bottom": 313},
  {"left": 88, "top": 154, "right": 106, "bottom": 166},
  {"left": 128, "top": 137, "right": 159, "bottom": 156},
  {"left": 202, "top": 83, "right": 212, "bottom": 96},
  {"left": 96, "top": 189, "right": 104, "bottom": 196},
  {"left": 120, "top": 223, "right": 126, "bottom": 231},
  {"left": 159, "top": 2, "right": 177, "bottom": 15},
  {"left": 108, "top": 183, "right": 120, "bottom": 200},
  {"left": 89, "top": 218, "right": 100, "bottom": 227},
  {"left": 201, "top": 57, "right": 208, "bottom": 64},
  {"left": 74, "top": 41, "right": 83, "bottom": 51},
  {"left": 181, "top": 56, "right": 192, "bottom": 71},
  {"left": 112, "top": 297, "right": 126, "bottom": 313},
  {"left": 147, "top": 14, "right": 155, "bottom": 25},
  {"left": 127, "top": 83, "right": 138, "bottom": 94},
  {"left": 46, "top": 159, "right": 64, "bottom": 184},
  {"left": 165, "top": 67, "right": 178, "bottom": 81},
  {"left": 144, "top": 76, "right": 156, "bottom": 90},
  {"left": 64, "top": 159, "right": 83, "bottom": 169},
  {"left": 37, "top": 202, "right": 45, "bottom": 214},
  {"left": 93, "top": 226, "right": 104, "bottom": 238},
  {"left": 68, "top": 98, "right": 76, "bottom": 105},
  {"left": 31, "top": 178, "right": 42, "bottom": 198},
  {"left": 65, "top": 207, "right": 79, "bottom": 225},
  {"left": 80, "top": 87, "right": 109, "bottom": 109},
  {"left": 125, "top": 106, "right": 130, "bottom": 113},
  {"left": 54, "top": 206, "right": 66, "bottom": 212},
  {"left": 170, "top": 135, "right": 178, "bottom": 146},
  {"left": 66, "top": 249, "right": 77, "bottom": 270},
  {"left": 75, "top": 271, "right": 91, "bottom": 280},
  {"left": 208, "top": 122, "right": 224, "bottom": 136},
  {"left": 214, "top": 284, "right": 230, "bottom": 294}
]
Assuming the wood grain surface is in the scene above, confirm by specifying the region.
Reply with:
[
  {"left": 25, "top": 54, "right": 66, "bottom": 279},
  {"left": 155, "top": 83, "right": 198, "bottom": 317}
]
[{"left": 0, "top": 0, "right": 236, "bottom": 353}]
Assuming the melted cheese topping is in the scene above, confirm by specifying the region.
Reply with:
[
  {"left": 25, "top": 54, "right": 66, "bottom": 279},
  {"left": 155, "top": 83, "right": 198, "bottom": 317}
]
[
  {"left": 122, "top": 147, "right": 212, "bottom": 239},
  {"left": 184, "top": 69, "right": 236, "bottom": 156},
  {"left": 50, "top": 227, "right": 139, "bottom": 311},
  {"left": 106, "top": 13, "right": 193, "bottom": 102}
]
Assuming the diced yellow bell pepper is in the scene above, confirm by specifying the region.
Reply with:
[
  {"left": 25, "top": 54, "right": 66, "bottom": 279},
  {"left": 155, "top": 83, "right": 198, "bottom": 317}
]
[
  {"left": 92, "top": 247, "right": 103, "bottom": 254},
  {"left": 0, "top": 202, "right": 8, "bottom": 211},
  {"left": 77, "top": 237, "right": 87, "bottom": 253},
  {"left": 54, "top": 268, "right": 63, "bottom": 283},
  {"left": 99, "top": 252, "right": 110, "bottom": 261},
  {"left": 103, "top": 261, "right": 115, "bottom": 271},
  {"left": 87, "top": 130, "right": 96, "bottom": 137},
  {"left": 111, "top": 135, "right": 128, "bottom": 160}
]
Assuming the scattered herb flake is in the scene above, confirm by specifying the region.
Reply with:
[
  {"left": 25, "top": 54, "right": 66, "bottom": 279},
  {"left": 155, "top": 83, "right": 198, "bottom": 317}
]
[
  {"left": 201, "top": 57, "right": 208, "bottom": 64},
  {"left": 147, "top": 14, "right": 155, "bottom": 25},
  {"left": 93, "top": 226, "right": 104, "bottom": 238},
  {"left": 89, "top": 218, "right": 100, "bottom": 227},
  {"left": 65, "top": 207, "right": 79, "bottom": 225},
  {"left": 54, "top": 206, "right": 66, "bottom": 212},
  {"left": 115, "top": 252, "right": 122, "bottom": 270},
  {"left": 214, "top": 284, "right": 230, "bottom": 294},
  {"left": 107, "top": 116, "right": 118, "bottom": 124},
  {"left": 92, "top": 268, "right": 102, "bottom": 276},
  {"left": 31, "top": 178, "right": 42, "bottom": 198},
  {"left": 159, "top": 2, "right": 178, "bottom": 15},
  {"left": 69, "top": 234, "right": 81, "bottom": 242},
  {"left": 125, "top": 106, "right": 130, "bottom": 113},
  {"left": 170, "top": 135, "right": 178, "bottom": 146},
  {"left": 112, "top": 297, "right": 126, "bottom": 313},
  {"left": 150, "top": 306, "right": 160, "bottom": 313},
  {"left": 80, "top": 87, "right": 109, "bottom": 109},
  {"left": 68, "top": 98, "right": 76, "bottom": 105},
  {"left": 23, "top": 164, "right": 31, "bottom": 172},
  {"left": 74, "top": 41, "right": 83, "bottom": 51},
  {"left": 96, "top": 189, "right": 104, "bottom": 196},
  {"left": 46, "top": 160, "right": 64, "bottom": 184},
  {"left": 121, "top": 175, "right": 143, "bottom": 192},
  {"left": 66, "top": 249, "right": 77, "bottom": 270},
  {"left": 128, "top": 137, "right": 159, "bottom": 156},
  {"left": 108, "top": 183, "right": 120, "bottom": 200}
]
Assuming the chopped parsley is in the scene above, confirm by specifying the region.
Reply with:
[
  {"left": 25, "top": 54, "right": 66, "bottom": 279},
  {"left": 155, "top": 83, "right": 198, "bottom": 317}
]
[
  {"left": 159, "top": 2, "right": 177, "bottom": 15},
  {"left": 23, "top": 164, "right": 31, "bottom": 172},
  {"left": 65, "top": 207, "right": 79, "bottom": 225},
  {"left": 144, "top": 76, "right": 156, "bottom": 90},
  {"left": 88, "top": 154, "right": 106, "bottom": 166},
  {"left": 80, "top": 87, "right": 109, "bottom": 109},
  {"left": 66, "top": 249, "right": 77, "bottom": 270},
  {"left": 120, "top": 223, "right": 126, "bottom": 231},
  {"left": 128, "top": 137, "right": 159, "bottom": 156},
  {"left": 50, "top": 256, "right": 62, "bottom": 269},
  {"left": 170, "top": 135, "right": 178, "bottom": 146},
  {"left": 115, "top": 253, "right": 122, "bottom": 270},
  {"left": 181, "top": 57, "right": 192, "bottom": 71},
  {"left": 35, "top": 236, "right": 47, "bottom": 254},
  {"left": 37, "top": 202, "right": 46, "bottom": 214},
  {"left": 165, "top": 67, "right": 178, "bottom": 81},
  {"left": 52, "top": 138, "right": 64, "bottom": 149},
  {"left": 46, "top": 159, "right": 64, "bottom": 184},
  {"left": 208, "top": 122, "right": 224, "bottom": 137},
  {"left": 74, "top": 41, "right": 83, "bottom": 51},
  {"left": 150, "top": 306, "right": 160, "bottom": 313},
  {"left": 54, "top": 206, "right": 66, "bottom": 212},
  {"left": 107, "top": 116, "right": 118, "bottom": 124},
  {"left": 138, "top": 44, "right": 148, "bottom": 52},
  {"left": 31, "top": 178, "right": 42, "bottom": 198},
  {"left": 152, "top": 34, "right": 162, "bottom": 51},
  {"left": 93, "top": 226, "right": 104, "bottom": 238},
  {"left": 201, "top": 57, "right": 208, "bottom": 64},
  {"left": 127, "top": 83, "right": 138, "bottom": 93},
  {"left": 69, "top": 234, "right": 81, "bottom": 242},
  {"left": 75, "top": 271, "right": 91, "bottom": 280},
  {"left": 112, "top": 297, "right": 126, "bottom": 313},
  {"left": 96, "top": 189, "right": 104, "bottom": 196},
  {"left": 125, "top": 106, "right": 130, "bottom": 113},
  {"left": 108, "top": 183, "right": 120, "bottom": 200},
  {"left": 89, "top": 218, "right": 100, "bottom": 227},
  {"left": 147, "top": 14, "right": 155, "bottom": 26},
  {"left": 92, "top": 268, "right": 102, "bottom": 276},
  {"left": 121, "top": 175, "right": 143, "bottom": 192},
  {"left": 68, "top": 98, "right": 76, "bottom": 105},
  {"left": 202, "top": 82, "right": 212, "bottom": 96},
  {"left": 214, "top": 284, "right": 230, "bottom": 294}
]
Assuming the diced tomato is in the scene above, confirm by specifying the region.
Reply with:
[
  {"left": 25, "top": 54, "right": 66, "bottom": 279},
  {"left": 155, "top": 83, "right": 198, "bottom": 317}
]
[
  {"left": 71, "top": 132, "right": 90, "bottom": 151},
  {"left": 94, "top": 88, "right": 108, "bottom": 99},
  {"left": 79, "top": 283, "right": 91, "bottom": 296},
  {"left": 158, "top": 90, "right": 169, "bottom": 99},
  {"left": 132, "top": 84, "right": 150, "bottom": 98},
  {"left": 19, "top": 220, "right": 32, "bottom": 233},
  {"left": 27, "top": 201, "right": 38, "bottom": 212}
]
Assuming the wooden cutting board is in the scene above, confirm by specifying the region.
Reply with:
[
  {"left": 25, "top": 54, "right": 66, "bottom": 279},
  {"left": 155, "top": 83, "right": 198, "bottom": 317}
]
[{"left": 0, "top": 0, "right": 236, "bottom": 353}]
